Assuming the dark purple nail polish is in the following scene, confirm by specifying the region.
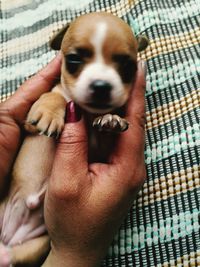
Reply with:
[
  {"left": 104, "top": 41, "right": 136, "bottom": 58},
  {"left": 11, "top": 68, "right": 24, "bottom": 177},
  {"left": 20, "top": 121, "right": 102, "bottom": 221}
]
[{"left": 66, "top": 101, "right": 82, "bottom": 122}]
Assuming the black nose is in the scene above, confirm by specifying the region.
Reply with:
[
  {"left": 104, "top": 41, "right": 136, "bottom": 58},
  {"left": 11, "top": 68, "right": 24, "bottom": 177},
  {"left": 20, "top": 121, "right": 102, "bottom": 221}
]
[{"left": 90, "top": 80, "right": 112, "bottom": 102}]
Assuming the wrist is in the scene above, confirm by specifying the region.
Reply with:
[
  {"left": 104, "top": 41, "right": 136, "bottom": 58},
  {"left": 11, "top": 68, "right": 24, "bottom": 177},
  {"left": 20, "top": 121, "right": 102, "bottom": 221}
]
[{"left": 42, "top": 247, "right": 102, "bottom": 267}]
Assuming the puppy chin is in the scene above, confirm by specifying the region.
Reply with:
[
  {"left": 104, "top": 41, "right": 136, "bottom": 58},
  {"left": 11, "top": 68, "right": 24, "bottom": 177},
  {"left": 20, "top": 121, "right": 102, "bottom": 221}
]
[
  {"left": 67, "top": 88, "right": 130, "bottom": 115},
  {"left": 76, "top": 96, "right": 128, "bottom": 114},
  {"left": 78, "top": 103, "right": 115, "bottom": 114}
]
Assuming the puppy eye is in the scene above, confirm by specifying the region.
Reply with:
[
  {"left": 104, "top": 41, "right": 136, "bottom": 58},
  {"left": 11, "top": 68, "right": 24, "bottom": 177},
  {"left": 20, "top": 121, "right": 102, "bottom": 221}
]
[
  {"left": 76, "top": 48, "right": 93, "bottom": 58},
  {"left": 113, "top": 55, "right": 137, "bottom": 83},
  {"left": 121, "top": 59, "right": 137, "bottom": 83},
  {"left": 65, "top": 53, "right": 83, "bottom": 74}
]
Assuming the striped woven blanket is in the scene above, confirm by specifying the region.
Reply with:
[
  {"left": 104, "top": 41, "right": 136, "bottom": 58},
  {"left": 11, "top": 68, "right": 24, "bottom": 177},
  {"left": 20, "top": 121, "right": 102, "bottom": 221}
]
[{"left": 0, "top": 0, "right": 200, "bottom": 266}]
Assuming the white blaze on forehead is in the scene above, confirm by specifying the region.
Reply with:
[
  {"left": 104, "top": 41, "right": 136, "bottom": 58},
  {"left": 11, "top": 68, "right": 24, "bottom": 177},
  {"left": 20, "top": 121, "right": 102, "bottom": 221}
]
[{"left": 90, "top": 22, "right": 107, "bottom": 61}]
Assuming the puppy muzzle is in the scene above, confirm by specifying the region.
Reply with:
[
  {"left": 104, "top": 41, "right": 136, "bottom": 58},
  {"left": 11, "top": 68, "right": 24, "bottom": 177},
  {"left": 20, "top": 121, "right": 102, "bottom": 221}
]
[{"left": 89, "top": 79, "right": 112, "bottom": 106}]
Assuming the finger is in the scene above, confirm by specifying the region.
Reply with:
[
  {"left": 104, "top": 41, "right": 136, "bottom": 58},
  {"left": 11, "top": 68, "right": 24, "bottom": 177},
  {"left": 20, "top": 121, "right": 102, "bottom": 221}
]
[
  {"left": 49, "top": 102, "right": 89, "bottom": 197},
  {"left": 4, "top": 53, "right": 62, "bottom": 123},
  {"left": 127, "top": 60, "right": 146, "bottom": 119},
  {"left": 111, "top": 60, "right": 146, "bottom": 167}
]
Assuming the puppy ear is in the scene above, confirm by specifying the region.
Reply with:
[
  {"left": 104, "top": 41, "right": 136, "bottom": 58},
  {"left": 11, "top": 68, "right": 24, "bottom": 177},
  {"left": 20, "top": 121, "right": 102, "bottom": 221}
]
[
  {"left": 137, "top": 35, "right": 149, "bottom": 52},
  {"left": 50, "top": 24, "right": 70, "bottom": 50}
]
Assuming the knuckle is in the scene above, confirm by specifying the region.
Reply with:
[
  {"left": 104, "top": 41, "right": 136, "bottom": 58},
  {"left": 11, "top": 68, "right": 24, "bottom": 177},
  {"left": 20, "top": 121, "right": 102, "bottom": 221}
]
[
  {"left": 49, "top": 174, "right": 81, "bottom": 201},
  {"left": 141, "top": 78, "right": 146, "bottom": 91},
  {"left": 133, "top": 112, "right": 146, "bottom": 130},
  {"left": 126, "top": 166, "right": 147, "bottom": 191},
  {"left": 59, "top": 127, "right": 86, "bottom": 146}
]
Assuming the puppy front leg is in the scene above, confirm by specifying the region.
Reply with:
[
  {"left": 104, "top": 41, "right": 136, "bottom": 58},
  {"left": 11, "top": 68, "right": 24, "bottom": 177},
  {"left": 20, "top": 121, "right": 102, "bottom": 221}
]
[{"left": 25, "top": 87, "right": 67, "bottom": 138}]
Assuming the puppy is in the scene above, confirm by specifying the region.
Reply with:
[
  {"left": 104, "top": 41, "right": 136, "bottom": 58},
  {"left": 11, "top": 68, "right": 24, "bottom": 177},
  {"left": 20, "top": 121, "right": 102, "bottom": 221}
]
[{"left": 0, "top": 12, "right": 148, "bottom": 266}]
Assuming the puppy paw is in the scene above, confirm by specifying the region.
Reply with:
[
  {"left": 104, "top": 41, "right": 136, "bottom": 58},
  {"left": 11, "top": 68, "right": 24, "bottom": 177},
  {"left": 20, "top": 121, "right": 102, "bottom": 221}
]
[
  {"left": 93, "top": 114, "right": 129, "bottom": 133},
  {"left": 25, "top": 92, "right": 66, "bottom": 138},
  {"left": 0, "top": 244, "right": 12, "bottom": 267}
]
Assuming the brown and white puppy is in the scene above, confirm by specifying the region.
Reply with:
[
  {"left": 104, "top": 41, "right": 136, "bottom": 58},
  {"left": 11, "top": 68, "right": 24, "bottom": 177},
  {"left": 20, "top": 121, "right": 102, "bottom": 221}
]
[{"left": 0, "top": 12, "right": 148, "bottom": 266}]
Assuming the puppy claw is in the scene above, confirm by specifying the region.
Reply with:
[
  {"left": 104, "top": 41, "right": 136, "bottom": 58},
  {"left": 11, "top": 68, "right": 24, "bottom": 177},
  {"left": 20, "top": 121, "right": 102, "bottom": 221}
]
[
  {"left": 39, "top": 131, "right": 45, "bottom": 136},
  {"left": 112, "top": 119, "right": 118, "bottom": 128},
  {"left": 56, "top": 132, "right": 61, "bottom": 140},
  {"left": 47, "top": 132, "right": 52, "bottom": 138},
  {"left": 120, "top": 121, "right": 129, "bottom": 131},
  {"left": 50, "top": 131, "right": 56, "bottom": 138},
  {"left": 43, "top": 131, "right": 60, "bottom": 139},
  {"left": 29, "top": 119, "right": 38, "bottom": 126},
  {"left": 93, "top": 114, "right": 129, "bottom": 133},
  {"left": 42, "top": 131, "right": 52, "bottom": 138}
]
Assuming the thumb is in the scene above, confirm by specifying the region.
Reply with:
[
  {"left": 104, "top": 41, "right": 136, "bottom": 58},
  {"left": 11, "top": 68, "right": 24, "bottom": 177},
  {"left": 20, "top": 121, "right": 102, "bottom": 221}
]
[
  {"left": 4, "top": 53, "right": 62, "bottom": 123},
  {"left": 49, "top": 102, "right": 89, "bottom": 193}
]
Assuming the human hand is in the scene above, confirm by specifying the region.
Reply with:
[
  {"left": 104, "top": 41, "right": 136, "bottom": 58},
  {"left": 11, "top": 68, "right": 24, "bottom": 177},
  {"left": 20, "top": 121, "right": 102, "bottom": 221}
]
[
  {"left": 43, "top": 61, "right": 147, "bottom": 267},
  {"left": 0, "top": 53, "right": 62, "bottom": 197}
]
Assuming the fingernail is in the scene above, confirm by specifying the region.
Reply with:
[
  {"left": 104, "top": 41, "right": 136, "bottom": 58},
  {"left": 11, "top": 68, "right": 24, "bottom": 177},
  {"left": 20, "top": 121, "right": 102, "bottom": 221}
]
[
  {"left": 139, "top": 60, "right": 147, "bottom": 77},
  {"left": 66, "top": 101, "right": 82, "bottom": 122}
]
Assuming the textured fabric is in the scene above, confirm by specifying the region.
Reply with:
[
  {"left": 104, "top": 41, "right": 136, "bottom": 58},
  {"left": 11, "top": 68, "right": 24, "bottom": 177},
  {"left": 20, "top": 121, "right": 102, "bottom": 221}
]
[{"left": 0, "top": 0, "right": 200, "bottom": 266}]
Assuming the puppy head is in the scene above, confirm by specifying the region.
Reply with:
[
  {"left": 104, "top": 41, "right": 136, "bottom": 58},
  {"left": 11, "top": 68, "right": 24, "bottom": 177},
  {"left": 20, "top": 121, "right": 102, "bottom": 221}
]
[{"left": 50, "top": 12, "right": 148, "bottom": 114}]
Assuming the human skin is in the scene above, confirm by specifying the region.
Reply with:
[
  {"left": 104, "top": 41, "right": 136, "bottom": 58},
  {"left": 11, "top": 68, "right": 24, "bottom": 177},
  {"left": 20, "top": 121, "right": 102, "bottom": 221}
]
[
  {"left": 0, "top": 53, "right": 62, "bottom": 198},
  {"left": 0, "top": 56, "right": 146, "bottom": 267},
  {"left": 42, "top": 60, "right": 147, "bottom": 267}
]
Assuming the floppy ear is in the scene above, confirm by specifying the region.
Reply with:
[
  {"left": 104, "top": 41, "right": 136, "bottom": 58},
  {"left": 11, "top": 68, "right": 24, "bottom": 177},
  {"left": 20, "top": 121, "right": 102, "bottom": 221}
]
[
  {"left": 50, "top": 24, "right": 70, "bottom": 50},
  {"left": 137, "top": 35, "right": 149, "bottom": 52}
]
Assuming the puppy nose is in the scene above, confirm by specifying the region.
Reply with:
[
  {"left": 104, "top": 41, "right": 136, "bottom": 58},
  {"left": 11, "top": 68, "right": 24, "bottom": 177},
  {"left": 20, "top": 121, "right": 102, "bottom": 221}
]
[{"left": 90, "top": 80, "right": 112, "bottom": 101}]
